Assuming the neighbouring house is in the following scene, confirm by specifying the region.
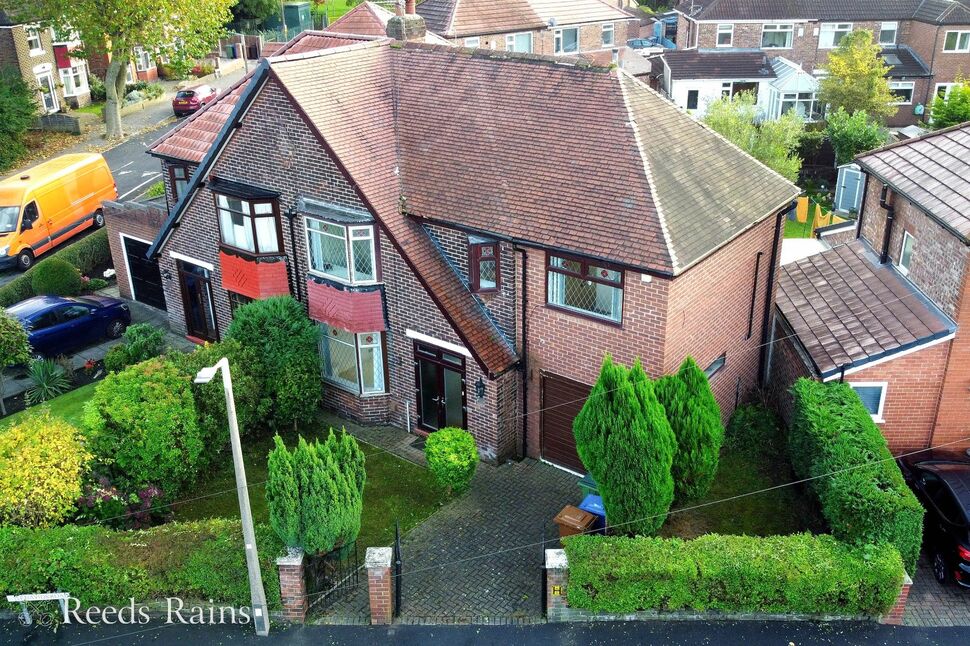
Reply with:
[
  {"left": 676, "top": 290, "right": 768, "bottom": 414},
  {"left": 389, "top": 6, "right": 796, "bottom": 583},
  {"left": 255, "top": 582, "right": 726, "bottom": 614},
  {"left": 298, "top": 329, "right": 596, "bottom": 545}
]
[
  {"left": 770, "top": 123, "right": 970, "bottom": 454},
  {"left": 87, "top": 44, "right": 159, "bottom": 85},
  {"left": 328, "top": 1, "right": 453, "bottom": 44},
  {"left": 0, "top": 11, "right": 92, "bottom": 112},
  {"left": 105, "top": 9, "right": 799, "bottom": 470},
  {"left": 674, "top": 0, "right": 970, "bottom": 127},
  {"left": 656, "top": 49, "right": 775, "bottom": 115},
  {"left": 416, "top": 0, "right": 639, "bottom": 61}
]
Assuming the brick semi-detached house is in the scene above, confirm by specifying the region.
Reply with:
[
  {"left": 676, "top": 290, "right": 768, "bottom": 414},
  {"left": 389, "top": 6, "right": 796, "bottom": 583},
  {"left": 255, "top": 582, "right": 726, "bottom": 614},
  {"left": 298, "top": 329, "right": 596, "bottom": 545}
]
[
  {"left": 770, "top": 123, "right": 970, "bottom": 454},
  {"left": 104, "top": 10, "right": 798, "bottom": 470},
  {"left": 673, "top": 0, "right": 970, "bottom": 126}
]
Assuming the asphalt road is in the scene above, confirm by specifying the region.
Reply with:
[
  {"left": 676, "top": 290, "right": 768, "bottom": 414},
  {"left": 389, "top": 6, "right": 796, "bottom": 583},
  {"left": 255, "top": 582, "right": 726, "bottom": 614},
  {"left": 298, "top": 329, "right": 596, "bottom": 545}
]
[{"left": 0, "top": 619, "right": 966, "bottom": 646}]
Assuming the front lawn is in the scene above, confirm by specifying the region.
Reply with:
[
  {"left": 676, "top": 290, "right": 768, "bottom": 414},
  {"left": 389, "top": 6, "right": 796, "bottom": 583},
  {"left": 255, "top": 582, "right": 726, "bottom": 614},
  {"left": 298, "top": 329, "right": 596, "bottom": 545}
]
[
  {"left": 73, "top": 101, "right": 105, "bottom": 116},
  {"left": 784, "top": 217, "right": 814, "bottom": 238},
  {"left": 0, "top": 381, "right": 97, "bottom": 430},
  {"left": 659, "top": 446, "right": 823, "bottom": 538}
]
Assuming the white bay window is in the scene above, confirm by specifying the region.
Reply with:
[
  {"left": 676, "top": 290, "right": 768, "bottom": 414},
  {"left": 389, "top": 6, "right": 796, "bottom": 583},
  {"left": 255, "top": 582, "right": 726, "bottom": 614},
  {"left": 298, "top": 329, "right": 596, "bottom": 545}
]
[
  {"left": 306, "top": 219, "right": 376, "bottom": 284},
  {"left": 319, "top": 324, "right": 385, "bottom": 394}
]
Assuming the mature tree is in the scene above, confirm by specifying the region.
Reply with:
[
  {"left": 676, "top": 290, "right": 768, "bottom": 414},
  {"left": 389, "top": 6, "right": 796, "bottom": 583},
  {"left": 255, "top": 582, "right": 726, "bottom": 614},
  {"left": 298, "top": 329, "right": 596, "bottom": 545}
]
[
  {"left": 0, "top": 308, "right": 31, "bottom": 415},
  {"left": 825, "top": 108, "right": 889, "bottom": 165},
  {"left": 818, "top": 30, "right": 895, "bottom": 122},
  {"left": 703, "top": 91, "right": 805, "bottom": 182},
  {"left": 4, "top": 0, "right": 234, "bottom": 139},
  {"left": 655, "top": 357, "right": 724, "bottom": 502},
  {"left": 232, "top": 0, "right": 280, "bottom": 23},
  {"left": 0, "top": 67, "right": 39, "bottom": 172},
  {"left": 930, "top": 81, "right": 970, "bottom": 130}
]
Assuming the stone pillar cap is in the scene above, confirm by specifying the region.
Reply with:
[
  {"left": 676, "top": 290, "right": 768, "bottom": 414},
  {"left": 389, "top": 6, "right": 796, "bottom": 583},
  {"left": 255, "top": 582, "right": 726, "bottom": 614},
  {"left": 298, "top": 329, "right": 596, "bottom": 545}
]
[
  {"left": 545, "top": 548, "right": 568, "bottom": 569},
  {"left": 276, "top": 547, "right": 305, "bottom": 566},
  {"left": 366, "top": 546, "right": 393, "bottom": 568}
]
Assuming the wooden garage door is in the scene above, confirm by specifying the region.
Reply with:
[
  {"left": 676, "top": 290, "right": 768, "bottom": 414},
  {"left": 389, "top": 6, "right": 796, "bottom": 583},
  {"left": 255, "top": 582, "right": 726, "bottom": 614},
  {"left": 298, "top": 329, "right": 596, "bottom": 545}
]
[
  {"left": 540, "top": 372, "right": 591, "bottom": 473},
  {"left": 123, "top": 237, "right": 166, "bottom": 311}
]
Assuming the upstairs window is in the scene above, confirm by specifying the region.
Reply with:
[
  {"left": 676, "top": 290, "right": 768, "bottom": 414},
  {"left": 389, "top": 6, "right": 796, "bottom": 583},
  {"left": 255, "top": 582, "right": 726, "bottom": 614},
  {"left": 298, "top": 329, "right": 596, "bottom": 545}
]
[
  {"left": 170, "top": 165, "right": 191, "bottom": 200},
  {"left": 215, "top": 195, "right": 280, "bottom": 255},
  {"left": 761, "top": 23, "right": 794, "bottom": 49},
  {"left": 554, "top": 27, "right": 579, "bottom": 54},
  {"left": 898, "top": 231, "right": 915, "bottom": 275},
  {"left": 306, "top": 219, "right": 376, "bottom": 284},
  {"left": 819, "top": 23, "right": 853, "bottom": 49},
  {"left": 716, "top": 23, "right": 734, "bottom": 47},
  {"left": 505, "top": 32, "right": 532, "bottom": 53},
  {"left": 944, "top": 30, "right": 970, "bottom": 52},
  {"left": 547, "top": 254, "right": 623, "bottom": 324},
  {"left": 850, "top": 383, "right": 887, "bottom": 422},
  {"left": 601, "top": 23, "right": 615, "bottom": 47},
  {"left": 26, "top": 27, "right": 44, "bottom": 54},
  {"left": 879, "top": 21, "right": 898, "bottom": 45},
  {"left": 469, "top": 241, "right": 499, "bottom": 293}
]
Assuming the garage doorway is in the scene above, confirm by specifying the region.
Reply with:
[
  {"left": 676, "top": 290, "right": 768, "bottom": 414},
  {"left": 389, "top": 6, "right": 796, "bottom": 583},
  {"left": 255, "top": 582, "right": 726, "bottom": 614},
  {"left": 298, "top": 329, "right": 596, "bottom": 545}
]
[
  {"left": 121, "top": 235, "right": 166, "bottom": 310},
  {"left": 539, "top": 372, "right": 591, "bottom": 473}
]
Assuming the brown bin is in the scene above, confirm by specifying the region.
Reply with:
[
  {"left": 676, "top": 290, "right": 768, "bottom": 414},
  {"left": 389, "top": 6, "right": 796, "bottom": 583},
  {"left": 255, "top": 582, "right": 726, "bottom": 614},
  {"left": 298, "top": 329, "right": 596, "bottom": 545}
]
[{"left": 553, "top": 505, "right": 597, "bottom": 539}]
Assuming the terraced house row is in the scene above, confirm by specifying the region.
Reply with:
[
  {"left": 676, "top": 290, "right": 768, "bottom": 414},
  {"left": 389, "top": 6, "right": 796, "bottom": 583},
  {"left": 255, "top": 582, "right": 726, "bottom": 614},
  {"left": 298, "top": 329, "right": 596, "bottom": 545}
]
[{"left": 104, "top": 8, "right": 799, "bottom": 470}]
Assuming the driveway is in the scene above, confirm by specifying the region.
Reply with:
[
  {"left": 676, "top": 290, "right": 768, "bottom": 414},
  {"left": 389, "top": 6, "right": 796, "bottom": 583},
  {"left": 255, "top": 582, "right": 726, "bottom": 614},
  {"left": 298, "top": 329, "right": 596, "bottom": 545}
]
[{"left": 905, "top": 551, "right": 970, "bottom": 627}]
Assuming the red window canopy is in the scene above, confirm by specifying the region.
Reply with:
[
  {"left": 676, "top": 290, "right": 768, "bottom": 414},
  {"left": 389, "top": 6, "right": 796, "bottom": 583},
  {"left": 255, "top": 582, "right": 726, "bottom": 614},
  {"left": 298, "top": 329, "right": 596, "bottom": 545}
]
[
  {"left": 219, "top": 250, "right": 290, "bottom": 300},
  {"left": 53, "top": 45, "right": 72, "bottom": 70},
  {"left": 307, "top": 279, "right": 385, "bottom": 333}
]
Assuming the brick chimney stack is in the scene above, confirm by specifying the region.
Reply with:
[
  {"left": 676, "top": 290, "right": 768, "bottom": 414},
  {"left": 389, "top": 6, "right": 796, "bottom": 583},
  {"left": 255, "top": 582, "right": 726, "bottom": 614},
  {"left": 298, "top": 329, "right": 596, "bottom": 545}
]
[{"left": 387, "top": 0, "right": 426, "bottom": 40}]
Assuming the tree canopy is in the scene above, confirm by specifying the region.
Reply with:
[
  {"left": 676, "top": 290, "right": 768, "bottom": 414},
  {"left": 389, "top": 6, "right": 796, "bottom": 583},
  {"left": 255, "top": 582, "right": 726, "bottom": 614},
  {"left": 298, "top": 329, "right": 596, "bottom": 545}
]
[
  {"left": 818, "top": 30, "right": 896, "bottom": 122},
  {"left": 0, "top": 67, "right": 38, "bottom": 172},
  {"left": 929, "top": 81, "right": 970, "bottom": 130},
  {"left": 825, "top": 108, "right": 889, "bottom": 165}
]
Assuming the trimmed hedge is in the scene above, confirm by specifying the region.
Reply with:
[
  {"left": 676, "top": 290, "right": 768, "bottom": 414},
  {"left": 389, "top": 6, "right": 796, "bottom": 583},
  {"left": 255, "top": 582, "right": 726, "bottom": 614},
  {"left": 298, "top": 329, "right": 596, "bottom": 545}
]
[
  {"left": 30, "top": 257, "right": 83, "bottom": 296},
  {"left": 424, "top": 427, "right": 478, "bottom": 495},
  {"left": 0, "top": 519, "right": 283, "bottom": 609},
  {"left": 788, "top": 379, "right": 924, "bottom": 574},
  {"left": 564, "top": 533, "right": 903, "bottom": 616},
  {"left": 0, "top": 229, "right": 111, "bottom": 306}
]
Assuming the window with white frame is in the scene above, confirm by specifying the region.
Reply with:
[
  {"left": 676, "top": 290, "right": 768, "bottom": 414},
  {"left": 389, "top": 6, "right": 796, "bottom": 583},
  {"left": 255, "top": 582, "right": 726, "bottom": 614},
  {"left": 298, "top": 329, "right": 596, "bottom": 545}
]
[
  {"left": 505, "top": 32, "right": 532, "bottom": 52},
  {"left": 215, "top": 195, "right": 280, "bottom": 255},
  {"left": 889, "top": 81, "right": 914, "bottom": 105},
  {"left": 944, "top": 30, "right": 970, "bottom": 52},
  {"left": 898, "top": 231, "right": 915, "bottom": 274},
  {"left": 849, "top": 383, "right": 887, "bottom": 422},
  {"left": 819, "top": 22, "right": 853, "bottom": 48},
  {"left": 879, "top": 21, "right": 898, "bottom": 45},
  {"left": 781, "top": 92, "right": 819, "bottom": 120},
  {"left": 305, "top": 219, "right": 376, "bottom": 284},
  {"left": 546, "top": 254, "right": 623, "bottom": 323},
  {"left": 936, "top": 83, "right": 958, "bottom": 100},
  {"left": 464, "top": 36, "right": 480, "bottom": 48},
  {"left": 554, "top": 27, "right": 579, "bottom": 54},
  {"left": 319, "top": 324, "right": 385, "bottom": 394},
  {"left": 601, "top": 23, "right": 614, "bottom": 47},
  {"left": 716, "top": 23, "right": 734, "bottom": 47},
  {"left": 134, "top": 46, "right": 152, "bottom": 71},
  {"left": 761, "top": 23, "right": 794, "bottom": 48},
  {"left": 58, "top": 62, "right": 88, "bottom": 97},
  {"left": 26, "top": 27, "right": 44, "bottom": 54}
]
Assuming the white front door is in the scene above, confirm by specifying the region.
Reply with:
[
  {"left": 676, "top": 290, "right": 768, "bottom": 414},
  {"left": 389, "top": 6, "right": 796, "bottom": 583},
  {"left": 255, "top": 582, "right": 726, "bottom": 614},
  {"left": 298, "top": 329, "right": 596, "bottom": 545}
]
[{"left": 35, "top": 72, "right": 58, "bottom": 113}]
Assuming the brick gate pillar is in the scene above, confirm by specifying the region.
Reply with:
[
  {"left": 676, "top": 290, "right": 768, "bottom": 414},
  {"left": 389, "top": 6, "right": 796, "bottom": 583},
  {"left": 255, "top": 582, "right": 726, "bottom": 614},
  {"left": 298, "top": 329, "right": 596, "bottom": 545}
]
[
  {"left": 545, "top": 549, "right": 569, "bottom": 622},
  {"left": 276, "top": 548, "right": 307, "bottom": 623},
  {"left": 880, "top": 574, "right": 913, "bottom": 625},
  {"left": 366, "top": 547, "right": 394, "bottom": 625}
]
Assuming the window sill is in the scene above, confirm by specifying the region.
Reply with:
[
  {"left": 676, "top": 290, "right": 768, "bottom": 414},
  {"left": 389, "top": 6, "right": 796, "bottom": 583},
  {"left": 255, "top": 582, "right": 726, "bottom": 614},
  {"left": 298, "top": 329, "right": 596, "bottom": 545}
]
[
  {"left": 871, "top": 416, "right": 885, "bottom": 424},
  {"left": 29, "top": 49, "right": 46, "bottom": 57},
  {"left": 307, "top": 270, "right": 380, "bottom": 288},
  {"left": 545, "top": 303, "right": 622, "bottom": 328},
  {"left": 323, "top": 376, "right": 388, "bottom": 398}
]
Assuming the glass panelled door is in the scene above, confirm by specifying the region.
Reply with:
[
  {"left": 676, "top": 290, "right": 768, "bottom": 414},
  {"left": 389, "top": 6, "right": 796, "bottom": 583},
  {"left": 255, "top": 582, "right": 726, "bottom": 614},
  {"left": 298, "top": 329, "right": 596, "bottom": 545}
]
[
  {"left": 177, "top": 260, "right": 218, "bottom": 342},
  {"left": 414, "top": 341, "right": 466, "bottom": 431}
]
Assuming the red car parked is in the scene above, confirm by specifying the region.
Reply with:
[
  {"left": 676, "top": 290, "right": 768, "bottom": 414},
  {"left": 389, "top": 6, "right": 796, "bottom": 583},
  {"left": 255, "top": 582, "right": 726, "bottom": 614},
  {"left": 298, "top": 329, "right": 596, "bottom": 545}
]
[{"left": 172, "top": 84, "right": 217, "bottom": 117}]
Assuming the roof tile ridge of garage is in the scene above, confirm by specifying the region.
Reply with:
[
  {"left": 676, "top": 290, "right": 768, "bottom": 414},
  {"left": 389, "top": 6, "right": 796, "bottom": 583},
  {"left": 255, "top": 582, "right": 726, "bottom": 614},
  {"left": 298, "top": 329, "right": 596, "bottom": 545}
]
[{"left": 147, "top": 68, "right": 255, "bottom": 157}]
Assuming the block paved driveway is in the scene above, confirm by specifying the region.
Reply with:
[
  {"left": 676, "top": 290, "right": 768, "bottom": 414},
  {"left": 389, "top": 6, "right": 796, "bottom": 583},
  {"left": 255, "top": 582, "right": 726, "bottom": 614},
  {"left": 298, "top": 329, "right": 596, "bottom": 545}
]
[
  {"left": 316, "top": 422, "right": 578, "bottom": 624},
  {"left": 904, "top": 552, "right": 970, "bottom": 626}
]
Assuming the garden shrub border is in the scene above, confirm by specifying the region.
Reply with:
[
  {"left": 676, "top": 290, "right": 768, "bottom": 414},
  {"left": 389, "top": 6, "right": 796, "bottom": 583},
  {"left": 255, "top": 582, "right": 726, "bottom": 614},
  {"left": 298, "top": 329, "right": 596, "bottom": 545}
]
[{"left": 0, "top": 229, "right": 111, "bottom": 307}]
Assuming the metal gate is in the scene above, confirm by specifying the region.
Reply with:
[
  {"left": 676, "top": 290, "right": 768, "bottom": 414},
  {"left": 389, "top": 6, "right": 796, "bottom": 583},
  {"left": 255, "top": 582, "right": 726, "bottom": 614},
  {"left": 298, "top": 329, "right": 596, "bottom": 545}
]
[
  {"left": 393, "top": 520, "right": 402, "bottom": 618},
  {"left": 305, "top": 542, "right": 362, "bottom": 612}
]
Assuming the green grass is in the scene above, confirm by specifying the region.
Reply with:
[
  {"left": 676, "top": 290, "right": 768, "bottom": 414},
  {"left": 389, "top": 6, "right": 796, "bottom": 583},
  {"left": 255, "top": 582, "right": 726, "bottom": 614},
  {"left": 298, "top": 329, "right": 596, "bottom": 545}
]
[
  {"left": 314, "top": 0, "right": 356, "bottom": 24},
  {"left": 660, "top": 447, "right": 823, "bottom": 539},
  {"left": 0, "top": 382, "right": 97, "bottom": 430},
  {"left": 784, "top": 218, "right": 815, "bottom": 239},
  {"left": 73, "top": 102, "right": 104, "bottom": 116},
  {"left": 144, "top": 180, "right": 165, "bottom": 199},
  {"left": 171, "top": 420, "right": 448, "bottom": 551}
]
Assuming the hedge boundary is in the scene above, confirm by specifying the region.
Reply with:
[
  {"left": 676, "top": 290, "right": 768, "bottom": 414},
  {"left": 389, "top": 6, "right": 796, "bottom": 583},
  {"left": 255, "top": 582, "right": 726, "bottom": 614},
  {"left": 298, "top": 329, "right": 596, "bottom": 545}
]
[
  {"left": 563, "top": 533, "right": 903, "bottom": 617},
  {"left": 0, "top": 519, "right": 283, "bottom": 610},
  {"left": 788, "top": 379, "right": 924, "bottom": 574},
  {"left": 0, "top": 228, "right": 111, "bottom": 307}
]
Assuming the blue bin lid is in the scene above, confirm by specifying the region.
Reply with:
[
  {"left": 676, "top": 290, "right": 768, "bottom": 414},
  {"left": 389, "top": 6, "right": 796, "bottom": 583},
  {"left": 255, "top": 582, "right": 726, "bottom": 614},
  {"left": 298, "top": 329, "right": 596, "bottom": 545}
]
[
  {"left": 579, "top": 494, "right": 605, "bottom": 516},
  {"left": 579, "top": 473, "right": 597, "bottom": 487}
]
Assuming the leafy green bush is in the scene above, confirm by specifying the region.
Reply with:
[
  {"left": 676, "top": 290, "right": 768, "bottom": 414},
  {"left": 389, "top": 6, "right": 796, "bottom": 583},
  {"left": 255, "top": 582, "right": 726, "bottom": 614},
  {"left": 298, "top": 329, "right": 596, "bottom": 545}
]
[
  {"left": 0, "top": 308, "right": 31, "bottom": 415},
  {"left": 424, "top": 428, "right": 478, "bottom": 495},
  {"left": 89, "top": 75, "right": 106, "bottom": 102},
  {"left": 102, "top": 323, "right": 165, "bottom": 372},
  {"left": 83, "top": 358, "right": 203, "bottom": 497},
  {"left": 30, "top": 257, "right": 83, "bottom": 296},
  {"left": 0, "top": 66, "right": 38, "bottom": 172},
  {"left": 82, "top": 277, "right": 109, "bottom": 292},
  {"left": 0, "top": 520, "right": 283, "bottom": 609},
  {"left": 102, "top": 344, "right": 130, "bottom": 372},
  {"left": 0, "top": 411, "right": 91, "bottom": 527},
  {"left": 226, "top": 296, "right": 321, "bottom": 429},
  {"left": 788, "top": 379, "right": 924, "bottom": 574},
  {"left": 564, "top": 533, "right": 903, "bottom": 616},
  {"left": 24, "top": 358, "right": 71, "bottom": 405},
  {"left": 266, "top": 431, "right": 365, "bottom": 555},
  {"left": 725, "top": 404, "right": 781, "bottom": 457},
  {"left": 0, "top": 229, "right": 111, "bottom": 307}
]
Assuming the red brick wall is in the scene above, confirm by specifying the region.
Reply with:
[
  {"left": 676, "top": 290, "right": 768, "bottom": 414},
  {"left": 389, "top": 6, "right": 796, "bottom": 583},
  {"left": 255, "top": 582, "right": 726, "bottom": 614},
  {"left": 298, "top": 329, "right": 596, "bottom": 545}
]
[
  {"left": 103, "top": 201, "right": 167, "bottom": 303},
  {"left": 767, "top": 316, "right": 814, "bottom": 427},
  {"left": 907, "top": 20, "right": 970, "bottom": 105},
  {"left": 886, "top": 77, "right": 931, "bottom": 127},
  {"left": 932, "top": 267, "right": 970, "bottom": 452}
]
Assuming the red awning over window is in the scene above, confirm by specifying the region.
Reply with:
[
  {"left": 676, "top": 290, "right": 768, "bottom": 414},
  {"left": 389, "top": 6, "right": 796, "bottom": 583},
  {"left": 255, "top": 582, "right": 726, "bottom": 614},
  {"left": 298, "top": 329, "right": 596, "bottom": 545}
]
[
  {"left": 219, "top": 251, "right": 290, "bottom": 299},
  {"left": 53, "top": 45, "right": 72, "bottom": 70},
  {"left": 307, "top": 279, "right": 385, "bottom": 333}
]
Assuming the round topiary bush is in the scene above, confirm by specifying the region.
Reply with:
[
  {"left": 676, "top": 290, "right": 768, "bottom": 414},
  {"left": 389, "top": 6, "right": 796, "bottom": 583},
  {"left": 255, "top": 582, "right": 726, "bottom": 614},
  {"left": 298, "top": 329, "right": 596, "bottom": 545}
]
[
  {"left": 0, "top": 410, "right": 91, "bottom": 527},
  {"left": 424, "top": 428, "right": 478, "bottom": 495},
  {"left": 30, "top": 257, "right": 83, "bottom": 296}
]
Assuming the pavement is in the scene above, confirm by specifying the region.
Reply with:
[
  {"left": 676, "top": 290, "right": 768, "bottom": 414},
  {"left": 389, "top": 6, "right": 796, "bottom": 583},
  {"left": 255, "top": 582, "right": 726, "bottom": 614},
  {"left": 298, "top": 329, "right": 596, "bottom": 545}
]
[
  {"left": 0, "top": 618, "right": 967, "bottom": 645},
  {"left": 905, "top": 552, "right": 970, "bottom": 627}
]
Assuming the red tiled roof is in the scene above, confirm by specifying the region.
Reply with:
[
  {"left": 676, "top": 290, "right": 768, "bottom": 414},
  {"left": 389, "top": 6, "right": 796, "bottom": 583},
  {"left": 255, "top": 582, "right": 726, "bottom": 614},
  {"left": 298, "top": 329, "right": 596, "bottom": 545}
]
[
  {"left": 417, "top": 0, "right": 630, "bottom": 37},
  {"left": 329, "top": 1, "right": 395, "bottom": 37}
]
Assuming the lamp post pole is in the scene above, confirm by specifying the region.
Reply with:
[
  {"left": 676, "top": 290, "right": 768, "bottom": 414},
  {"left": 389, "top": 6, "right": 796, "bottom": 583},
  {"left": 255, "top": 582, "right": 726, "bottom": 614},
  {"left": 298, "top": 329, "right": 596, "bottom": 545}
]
[{"left": 196, "top": 358, "right": 270, "bottom": 636}]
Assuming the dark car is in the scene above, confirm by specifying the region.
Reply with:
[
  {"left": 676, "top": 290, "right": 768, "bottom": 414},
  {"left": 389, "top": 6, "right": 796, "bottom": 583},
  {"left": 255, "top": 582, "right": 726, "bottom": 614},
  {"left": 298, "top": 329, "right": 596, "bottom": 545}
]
[
  {"left": 898, "top": 452, "right": 970, "bottom": 587},
  {"left": 172, "top": 84, "right": 217, "bottom": 117},
  {"left": 7, "top": 295, "right": 131, "bottom": 357}
]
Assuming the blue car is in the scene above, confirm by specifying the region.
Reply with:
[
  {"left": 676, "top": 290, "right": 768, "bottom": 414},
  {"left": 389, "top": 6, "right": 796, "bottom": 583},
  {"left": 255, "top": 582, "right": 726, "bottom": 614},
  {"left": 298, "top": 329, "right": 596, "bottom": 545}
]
[{"left": 8, "top": 295, "right": 131, "bottom": 357}]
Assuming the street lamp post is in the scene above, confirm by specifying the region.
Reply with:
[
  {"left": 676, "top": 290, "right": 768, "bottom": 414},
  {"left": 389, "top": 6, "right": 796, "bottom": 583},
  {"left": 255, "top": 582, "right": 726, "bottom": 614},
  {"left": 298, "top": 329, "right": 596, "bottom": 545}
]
[{"left": 195, "top": 358, "right": 270, "bottom": 636}]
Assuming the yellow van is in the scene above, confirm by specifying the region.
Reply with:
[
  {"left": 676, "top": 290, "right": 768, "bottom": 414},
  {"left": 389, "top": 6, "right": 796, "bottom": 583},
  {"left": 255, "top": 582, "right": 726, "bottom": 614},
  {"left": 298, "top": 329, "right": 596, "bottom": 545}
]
[{"left": 0, "top": 153, "right": 117, "bottom": 271}]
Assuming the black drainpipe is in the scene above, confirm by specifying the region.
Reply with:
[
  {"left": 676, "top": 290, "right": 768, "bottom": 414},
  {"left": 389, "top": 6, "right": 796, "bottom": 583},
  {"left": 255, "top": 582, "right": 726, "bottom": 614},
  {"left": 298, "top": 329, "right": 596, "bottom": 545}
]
[
  {"left": 879, "top": 185, "right": 896, "bottom": 264},
  {"left": 758, "top": 204, "right": 791, "bottom": 387},
  {"left": 285, "top": 206, "right": 302, "bottom": 303},
  {"left": 854, "top": 171, "right": 870, "bottom": 240},
  {"left": 514, "top": 244, "right": 529, "bottom": 460}
]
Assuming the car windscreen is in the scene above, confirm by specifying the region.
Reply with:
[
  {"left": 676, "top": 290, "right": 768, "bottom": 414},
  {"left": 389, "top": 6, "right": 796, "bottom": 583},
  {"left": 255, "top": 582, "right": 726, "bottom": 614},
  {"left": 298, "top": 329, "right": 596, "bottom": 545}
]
[
  {"left": 175, "top": 90, "right": 196, "bottom": 99},
  {"left": 0, "top": 206, "right": 19, "bottom": 233}
]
